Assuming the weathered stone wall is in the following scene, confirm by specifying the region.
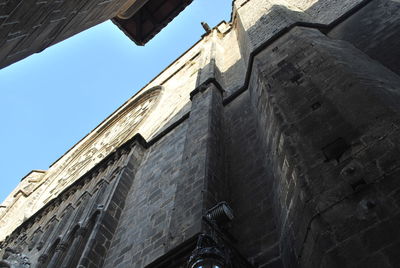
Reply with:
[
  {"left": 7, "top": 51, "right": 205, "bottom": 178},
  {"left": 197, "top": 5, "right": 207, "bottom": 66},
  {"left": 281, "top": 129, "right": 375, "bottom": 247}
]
[
  {"left": 0, "top": 138, "right": 145, "bottom": 268},
  {"left": 102, "top": 83, "right": 283, "bottom": 268},
  {"left": 168, "top": 82, "right": 225, "bottom": 249},
  {"left": 0, "top": 0, "right": 132, "bottom": 69},
  {"left": 2, "top": 1, "right": 400, "bottom": 268},
  {"left": 250, "top": 26, "right": 400, "bottom": 267},
  {"left": 0, "top": 33, "right": 203, "bottom": 242},
  {"left": 0, "top": 0, "right": 194, "bottom": 68},
  {"left": 103, "top": 123, "right": 188, "bottom": 267},
  {"left": 224, "top": 90, "right": 282, "bottom": 267},
  {"left": 232, "top": 0, "right": 365, "bottom": 67},
  {"left": 328, "top": 0, "right": 400, "bottom": 76},
  {"left": 0, "top": 170, "right": 45, "bottom": 236}
]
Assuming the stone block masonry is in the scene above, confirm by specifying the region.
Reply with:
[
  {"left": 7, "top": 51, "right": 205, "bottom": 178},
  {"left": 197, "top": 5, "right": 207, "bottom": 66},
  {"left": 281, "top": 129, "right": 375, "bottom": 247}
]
[
  {"left": 328, "top": 0, "right": 400, "bottom": 76},
  {"left": 250, "top": 26, "right": 400, "bottom": 267},
  {"left": 2, "top": 0, "right": 400, "bottom": 267},
  {"left": 103, "top": 123, "right": 189, "bottom": 267},
  {"left": 0, "top": 0, "right": 133, "bottom": 69},
  {"left": 224, "top": 90, "right": 282, "bottom": 267},
  {"left": 0, "top": 136, "right": 146, "bottom": 267},
  {"left": 168, "top": 82, "right": 225, "bottom": 249},
  {"left": 0, "top": 0, "right": 193, "bottom": 69}
]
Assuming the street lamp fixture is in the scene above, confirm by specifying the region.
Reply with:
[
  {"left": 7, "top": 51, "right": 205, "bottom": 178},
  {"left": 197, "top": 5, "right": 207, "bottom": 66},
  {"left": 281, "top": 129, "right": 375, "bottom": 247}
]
[
  {"left": 187, "top": 234, "right": 229, "bottom": 268},
  {"left": 187, "top": 202, "right": 253, "bottom": 268}
]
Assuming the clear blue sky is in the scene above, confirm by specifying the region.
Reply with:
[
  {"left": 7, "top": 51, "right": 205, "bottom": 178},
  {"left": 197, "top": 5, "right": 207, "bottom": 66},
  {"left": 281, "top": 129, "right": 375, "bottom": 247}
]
[{"left": 0, "top": 0, "right": 232, "bottom": 202}]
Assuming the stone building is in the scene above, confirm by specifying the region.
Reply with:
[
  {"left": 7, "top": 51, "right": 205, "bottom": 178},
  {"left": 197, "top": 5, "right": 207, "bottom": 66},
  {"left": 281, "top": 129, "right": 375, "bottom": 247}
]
[{"left": 1, "top": 0, "right": 400, "bottom": 267}]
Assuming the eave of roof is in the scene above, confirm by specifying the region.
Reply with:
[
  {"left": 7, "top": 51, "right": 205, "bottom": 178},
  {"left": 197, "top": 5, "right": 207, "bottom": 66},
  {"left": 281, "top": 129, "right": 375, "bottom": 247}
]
[{"left": 112, "top": 0, "right": 194, "bottom": 45}]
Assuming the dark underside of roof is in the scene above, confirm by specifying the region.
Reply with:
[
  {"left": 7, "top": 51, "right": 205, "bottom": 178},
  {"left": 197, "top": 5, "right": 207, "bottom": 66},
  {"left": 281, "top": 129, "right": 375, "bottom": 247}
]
[{"left": 112, "top": 0, "right": 193, "bottom": 46}]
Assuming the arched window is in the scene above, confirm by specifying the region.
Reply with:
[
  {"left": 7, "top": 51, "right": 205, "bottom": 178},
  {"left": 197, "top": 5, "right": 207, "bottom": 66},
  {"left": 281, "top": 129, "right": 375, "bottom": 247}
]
[
  {"left": 72, "top": 192, "right": 91, "bottom": 224},
  {"left": 59, "top": 225, "right": 82, "bottom": 268},
  {"left": 37, "top": 238, "right": 59, "bottom": 268},
  {"left": 68, "top": 212, "right": 99, "bottom": 267},
  {"left": 28, "top": 228, "right": 43, "bottom": 251},
  {"left": 46, "top": 224, "right": 79, "bottom": 268},
  {"left": 37, "top": 218, "right": 58, "bottom": 250}
]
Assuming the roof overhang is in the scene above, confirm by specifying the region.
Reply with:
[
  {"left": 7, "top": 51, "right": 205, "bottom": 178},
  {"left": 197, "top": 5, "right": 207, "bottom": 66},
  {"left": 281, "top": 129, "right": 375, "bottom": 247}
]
[{"left": 112, "top": 0, "right": 193, "bottom": 45}]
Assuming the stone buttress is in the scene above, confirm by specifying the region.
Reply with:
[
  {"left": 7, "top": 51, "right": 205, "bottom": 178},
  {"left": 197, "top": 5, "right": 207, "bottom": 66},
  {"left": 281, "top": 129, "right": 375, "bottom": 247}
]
[{"left": 2, "top": 1, "right": 400, "bottom": 267}]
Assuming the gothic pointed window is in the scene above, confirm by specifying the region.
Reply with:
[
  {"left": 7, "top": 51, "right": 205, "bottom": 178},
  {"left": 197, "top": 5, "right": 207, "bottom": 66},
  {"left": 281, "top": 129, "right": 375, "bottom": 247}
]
[{"left": 28, "top": 228, "right": 43, "bottom": 251}]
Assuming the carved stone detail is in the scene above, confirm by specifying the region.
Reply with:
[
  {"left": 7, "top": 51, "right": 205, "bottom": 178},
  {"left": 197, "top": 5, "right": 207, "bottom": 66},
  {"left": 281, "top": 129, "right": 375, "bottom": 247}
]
[
  {"left": 45, "top": 86, "right": 162, "bottom": 200},
  {"left": 0, "top": 248, "right": 31, "bottom": 268}
]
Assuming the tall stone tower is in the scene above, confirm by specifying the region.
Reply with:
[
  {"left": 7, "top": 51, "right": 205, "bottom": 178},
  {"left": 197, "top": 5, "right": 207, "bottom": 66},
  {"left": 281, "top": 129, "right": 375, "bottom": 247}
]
[{"left": 1, "top": 0, "right": 400, "bottom": 267}]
